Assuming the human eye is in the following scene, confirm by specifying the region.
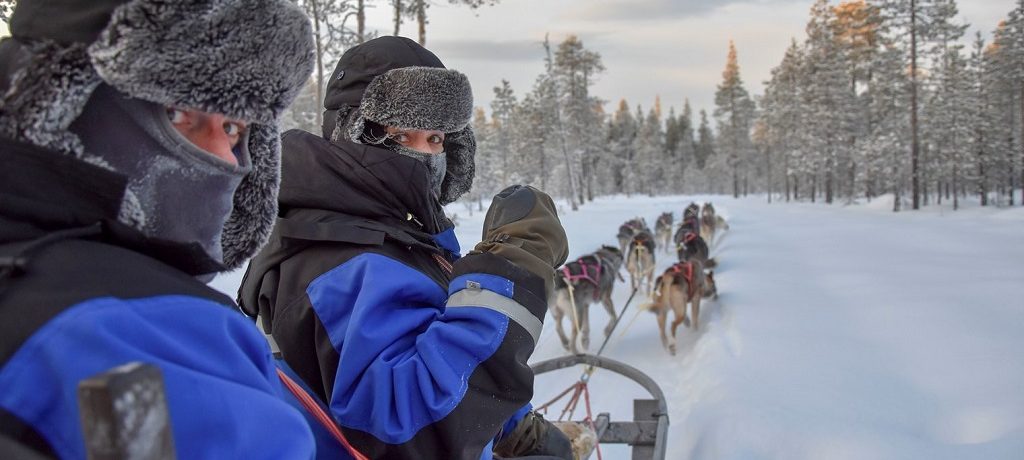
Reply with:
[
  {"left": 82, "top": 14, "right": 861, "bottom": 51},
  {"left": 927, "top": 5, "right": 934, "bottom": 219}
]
[
  {"left": 223, "top": 121, "right": 245, "bottom": 137},
  {"left": 428, "top": 134, "right": 445, "bottom": 144},
  {"left": 392, "top": 132, "right": 410, "bottom": 144},
  {"left": 166, "top": 107, "right": 188, "bottom": 125}
]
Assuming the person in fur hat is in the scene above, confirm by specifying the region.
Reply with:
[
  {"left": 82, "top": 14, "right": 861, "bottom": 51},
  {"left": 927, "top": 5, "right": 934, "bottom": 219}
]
[
  {"left": 238, "top": 36, "right": 573, "bottom": 460},
  {"left": 0, "top": 0, "right": 332, "bottom": 458}
]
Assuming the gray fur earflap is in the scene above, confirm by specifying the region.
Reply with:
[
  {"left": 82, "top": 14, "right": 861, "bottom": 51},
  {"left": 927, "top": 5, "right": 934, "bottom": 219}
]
[
  {"left": 221, "top": 123, "right": 280, "bottom": 269},
  {"left": 360, "top": 66, "right": 473, "bottom": 133},
  {"left": 440, "top": 126, "right": 476, "bottom": 205},
  {"left": 89, "top": 0, "right": 315, "bottom": 125},
  {"left": 0, "top": 42, "right": 101, "bottom": 157}
]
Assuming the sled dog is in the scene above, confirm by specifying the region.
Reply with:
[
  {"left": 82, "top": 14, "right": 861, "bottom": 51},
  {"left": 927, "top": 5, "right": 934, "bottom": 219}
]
[
  {"left": 654, "top": 212, "right": 674, "bottom": 253},
  {"left": 626, "top": 231, "right": 657, "bottom": 296},
  {"left": 641, "top": 261, "right": 717, "bottom": 355},
  {"left": 550, "top": 246, "right": 625, "bottom": 354}
]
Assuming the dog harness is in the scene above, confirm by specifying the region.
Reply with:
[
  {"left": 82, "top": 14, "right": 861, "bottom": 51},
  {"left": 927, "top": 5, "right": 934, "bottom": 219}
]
[
  {"left": 560, "top": 256, "right": 603, "bottom": 294},
  {"left": 669, "top": 261, "right": 698, "bottom": 299}
]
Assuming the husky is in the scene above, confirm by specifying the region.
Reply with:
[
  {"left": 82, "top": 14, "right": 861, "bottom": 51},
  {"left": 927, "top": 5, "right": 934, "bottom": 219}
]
[
  {"left": 683, "top": 202, "right": 700, "bottom": 221},
  {"left": 676, "top": 231, "right": 716, "bottom": 268},
  {"left": 640, "top": 261, "right": 718, "bottom": 355},
  {"left": 616, "top": 217, "right": 649, "bottom": 252},
  {"left": 654, "top": 212, "right": 674, "bottom": 253},
  {"left": 550, "top": 246, "right": 625, "bottom": 354},
  {"left": 700, "top": 202, "right": 717, "bottom": 246},
  {"left": 673, "top": 219, "right": 699, "bottom": 248},
  {"left": 626, "top": 231, "right": 657, "bottom": 296}
]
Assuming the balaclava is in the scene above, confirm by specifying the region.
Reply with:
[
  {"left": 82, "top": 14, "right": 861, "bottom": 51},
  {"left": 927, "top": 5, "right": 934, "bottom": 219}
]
[
  {"left": 322, "top": 36, "right": 476, "bottom": 205},
  {"left": 0, "top": 0, "right": 316, "bottom": 273}
]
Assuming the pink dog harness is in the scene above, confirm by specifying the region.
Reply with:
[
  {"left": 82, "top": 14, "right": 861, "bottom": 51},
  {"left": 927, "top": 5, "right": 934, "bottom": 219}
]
[{"left": 561, "top": 256, "right": 604, "bottom": 299}]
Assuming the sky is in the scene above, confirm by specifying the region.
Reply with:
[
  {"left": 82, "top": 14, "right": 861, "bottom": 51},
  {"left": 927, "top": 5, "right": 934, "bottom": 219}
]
[
  {"left": 363, "top": 0, "right": 1011, "bottom": 119},
  {"left": 0, "top": 1, "right": 1011, "bottom": 119}
]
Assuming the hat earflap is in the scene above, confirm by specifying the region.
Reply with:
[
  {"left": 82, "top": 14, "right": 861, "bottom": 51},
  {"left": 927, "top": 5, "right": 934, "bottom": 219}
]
[
  {"left": 221, "top": 122, "right": 281, "bottom": 269},
  {"left": 0, "top": 41, "right": 102, "bottom": 158}
]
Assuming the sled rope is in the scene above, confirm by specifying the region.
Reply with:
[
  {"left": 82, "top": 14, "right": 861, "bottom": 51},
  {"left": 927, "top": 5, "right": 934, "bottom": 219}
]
[
  {"left": 534, "top": 381, "right": 604, "bottom": 460},
  {"left": 564, "top": 275, "right": 582, "bottom": 345},
  {"left": 277, "top": 369, "right": 368, "bottom": 460}
]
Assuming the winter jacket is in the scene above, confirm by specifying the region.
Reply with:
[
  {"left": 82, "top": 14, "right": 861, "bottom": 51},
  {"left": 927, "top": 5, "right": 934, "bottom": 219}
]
[
  {"left": 0, "top": 138, "right": 320, "bottom": 458},
  {"left": 238, "top": 129, "right": 545, "bottom": 460}
]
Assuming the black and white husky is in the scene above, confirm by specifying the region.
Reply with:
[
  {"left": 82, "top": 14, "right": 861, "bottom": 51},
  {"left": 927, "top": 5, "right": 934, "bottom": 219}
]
[{"left": 549, "top": 246, "right": 625, "bottom": 354}]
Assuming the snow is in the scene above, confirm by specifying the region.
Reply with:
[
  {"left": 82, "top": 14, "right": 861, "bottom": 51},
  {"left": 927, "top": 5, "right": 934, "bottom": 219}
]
[{"left": 210, "top": 194, "right": 1024, "bottom": 459}]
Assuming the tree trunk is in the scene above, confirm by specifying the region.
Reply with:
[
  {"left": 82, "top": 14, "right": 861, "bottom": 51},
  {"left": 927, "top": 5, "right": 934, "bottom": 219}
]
[
  {"left": 953, "top": 164, "right": 959, "bottom": 211},
  {"left": 1020, "top": 81, "right": 1023, "bottom": 206},
  {"left": 357, "top": 0, "right": 366, "bottom": 43},
  {"left": 416, "top": 0, "right": 427, "bottom": 46},
  {"left": 393, "top": 0, "right": 402, "bottom": 36},
  {"left": 811, "top": 175, "right": 817, "bottom": 203},
  {"left": 910, "top": 0, "right": 921, "bottom": 210},
  {"left": 312, "top": 2, "right": 324, "bottom": 132}
]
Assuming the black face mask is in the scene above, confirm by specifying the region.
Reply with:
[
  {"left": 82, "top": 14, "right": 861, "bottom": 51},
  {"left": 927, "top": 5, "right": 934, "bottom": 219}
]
[
  {"left": 68, "top": 84, "right": 252, "bottom": 267},
  {"left": 361, "top": 121, "right": 447, "bottom": 199}
]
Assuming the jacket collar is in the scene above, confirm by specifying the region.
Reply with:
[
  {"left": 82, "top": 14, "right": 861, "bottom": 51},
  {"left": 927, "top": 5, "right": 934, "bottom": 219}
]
[{"left": 278, "top": 129, "right": 451, "bottom": 236}]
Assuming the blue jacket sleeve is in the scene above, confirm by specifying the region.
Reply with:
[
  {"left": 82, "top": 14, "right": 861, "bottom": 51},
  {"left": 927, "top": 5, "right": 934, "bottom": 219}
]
[
  {"left": 0, "top": 295, "right": 315, "bottom": 460},
  {"left": 307, "top": 252, "right": 548, "bottom": 459}
]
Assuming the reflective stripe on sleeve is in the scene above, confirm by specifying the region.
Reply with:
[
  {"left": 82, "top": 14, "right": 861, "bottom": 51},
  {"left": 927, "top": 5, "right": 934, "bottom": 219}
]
[{"left": 446, "top": 289, "right": 542, "bottom": 345}]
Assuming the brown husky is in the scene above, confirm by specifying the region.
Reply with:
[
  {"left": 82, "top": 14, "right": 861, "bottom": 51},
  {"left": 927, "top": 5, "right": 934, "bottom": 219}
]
[{"left": 641, "top": 261, "right": 717, "bottom": 355}]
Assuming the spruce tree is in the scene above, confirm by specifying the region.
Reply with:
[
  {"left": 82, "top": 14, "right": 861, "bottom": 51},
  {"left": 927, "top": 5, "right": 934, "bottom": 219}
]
[{"left": 713, "top": 40, "right": 756, "bottom": 198}]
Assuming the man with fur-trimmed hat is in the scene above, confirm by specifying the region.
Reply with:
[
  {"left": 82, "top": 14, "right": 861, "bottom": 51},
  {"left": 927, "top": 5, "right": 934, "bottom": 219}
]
[
  {"left": 238, "top": 36, "right": 573, "bottom": 459},
  {"left": 0, "top": 0, "right": 325, "bottom": 458}
]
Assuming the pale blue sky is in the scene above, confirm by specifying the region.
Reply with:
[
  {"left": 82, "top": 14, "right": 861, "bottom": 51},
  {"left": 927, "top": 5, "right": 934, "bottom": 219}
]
[
  {"left": 1, "top": 1, "right": 1010, "bottom": 118},
  {"left": 368, "top": 0, "right": 1009, "bottom": 118}
]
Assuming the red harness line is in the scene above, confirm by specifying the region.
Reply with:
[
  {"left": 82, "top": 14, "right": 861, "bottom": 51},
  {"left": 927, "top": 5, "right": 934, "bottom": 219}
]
[{"left": 276, "top": 369, "right": 369, "bottom": 460}]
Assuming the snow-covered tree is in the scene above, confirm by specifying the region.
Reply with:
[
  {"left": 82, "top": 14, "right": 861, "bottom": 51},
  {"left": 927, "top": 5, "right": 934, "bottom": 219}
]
[
  {"left": 0, "top": 0, "right": 14, "bottom": 24},
  {"left": 713, "top": 41, "right": 756, "bottom": 198}
]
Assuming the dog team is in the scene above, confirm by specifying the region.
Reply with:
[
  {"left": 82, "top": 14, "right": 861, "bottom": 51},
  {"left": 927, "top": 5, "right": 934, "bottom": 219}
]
[{"left": 549, "top": 202, "right": 726, "bottom": 356}]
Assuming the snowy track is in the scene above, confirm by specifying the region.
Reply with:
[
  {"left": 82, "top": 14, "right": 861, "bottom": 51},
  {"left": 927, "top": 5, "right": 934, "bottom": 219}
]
[{"left": 212, "top": 194, "right": 1024, "bottom": 460}]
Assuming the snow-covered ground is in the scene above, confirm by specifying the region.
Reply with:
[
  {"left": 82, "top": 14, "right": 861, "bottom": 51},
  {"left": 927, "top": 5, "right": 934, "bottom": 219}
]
[{"left": 212, "top": 194, "right": 1024, "bottom": 460}]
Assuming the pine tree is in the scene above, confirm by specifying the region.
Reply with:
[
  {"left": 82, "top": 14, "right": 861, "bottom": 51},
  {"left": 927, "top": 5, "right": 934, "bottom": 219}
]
[
  {"left": 760, "top": 39, "right": 805, "bottom": 202},
  {"left": 608, "top": 99, "right": 638, "bottom": 195},
  {"left": 695, "top": 109, "right": 715, "bottom": 172},
  {"left": 802, "top": 0, "right": 857, "bottom": 204},
  {"left": 713, "top": 40, "right": 756, "bottom": 198}
]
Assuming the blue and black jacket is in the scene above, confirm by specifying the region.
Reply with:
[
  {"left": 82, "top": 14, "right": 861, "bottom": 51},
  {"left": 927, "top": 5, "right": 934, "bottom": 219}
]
[
  {"left": 238, "top": 130, "right": 544, "bottom": 459},
  {"left": 0, "top": 139, "right": 319, "bottom": 458}
]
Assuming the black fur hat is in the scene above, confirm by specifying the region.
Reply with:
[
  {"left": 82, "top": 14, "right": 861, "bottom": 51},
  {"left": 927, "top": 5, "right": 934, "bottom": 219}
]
[
  {"left": 0, "top": 0, "right": 316, "bottom": 270},
  {"left": 323, "top": 36, "right": 476, "bottom": 205}
]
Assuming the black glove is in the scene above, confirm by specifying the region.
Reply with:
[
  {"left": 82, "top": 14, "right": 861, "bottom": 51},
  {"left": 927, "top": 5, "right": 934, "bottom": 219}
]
[
  {"left": 494, "top": 411, "right": 573, "bottom": 460},
  {"left": 471, "top": 185, "right": 569, "bottom": 295}
]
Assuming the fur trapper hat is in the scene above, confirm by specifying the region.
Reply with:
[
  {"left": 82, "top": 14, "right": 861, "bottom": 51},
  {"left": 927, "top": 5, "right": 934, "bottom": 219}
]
[
  {"left": 323, "top": 36, "right": 476, "bottom": 205},
  {"left": 0, "top": 0, "right": 316, "bottom": 270}
]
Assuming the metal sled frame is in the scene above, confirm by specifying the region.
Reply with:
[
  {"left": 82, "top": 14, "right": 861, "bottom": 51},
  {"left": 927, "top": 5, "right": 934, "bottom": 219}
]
[{"left": 531, "top": 354, "right": 669, "bottom": 460}]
